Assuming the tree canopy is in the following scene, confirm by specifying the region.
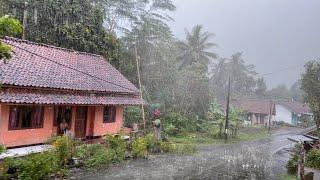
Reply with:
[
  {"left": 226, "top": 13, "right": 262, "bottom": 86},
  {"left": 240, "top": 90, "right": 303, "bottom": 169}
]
[
  {"left": 177, "top": 25, "right": 217, "bottom": 69},
  {"left": 301, "top": 60, "right": 320, "bottom": 129},
  {"left": 0, "top": 15, "right": 22, "bottom": 60}
]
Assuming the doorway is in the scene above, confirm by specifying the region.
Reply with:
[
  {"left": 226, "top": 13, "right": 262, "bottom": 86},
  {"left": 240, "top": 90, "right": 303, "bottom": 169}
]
[{"left": 75, "top": 106, "right": 87, "bottom": 139}]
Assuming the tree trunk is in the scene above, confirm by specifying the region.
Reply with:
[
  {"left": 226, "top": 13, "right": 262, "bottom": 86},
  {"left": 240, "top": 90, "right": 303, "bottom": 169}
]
[{"left": 22, "top": 1, "right": 28, "bottom": 40}]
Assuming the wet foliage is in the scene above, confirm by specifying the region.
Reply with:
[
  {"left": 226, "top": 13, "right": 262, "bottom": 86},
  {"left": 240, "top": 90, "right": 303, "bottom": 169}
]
[{"left": 0, "top": 15, "right": 22, "bottom": 60}]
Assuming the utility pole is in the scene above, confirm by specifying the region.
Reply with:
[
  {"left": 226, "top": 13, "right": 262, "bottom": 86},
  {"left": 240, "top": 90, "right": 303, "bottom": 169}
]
[
  {"left": 225, "top": 76, "right": 231, "bottom": 141},
  {"left": 134, "top": 43, "right": 146, "bottom": 131},
  {"left": 268, "top": 99, "right": 273, "bottom": 134}
]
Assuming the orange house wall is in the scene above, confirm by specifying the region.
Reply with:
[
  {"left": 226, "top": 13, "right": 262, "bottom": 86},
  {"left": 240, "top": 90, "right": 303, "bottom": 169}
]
[
  {"left": 93, "top": 106, "right": 124, "bottom": 136},
  {"left": 0, "top": 104, "right": 125, "bottom": 147},
  {"left": 0, "top": 105, "right": 54, "bottom": 147}
]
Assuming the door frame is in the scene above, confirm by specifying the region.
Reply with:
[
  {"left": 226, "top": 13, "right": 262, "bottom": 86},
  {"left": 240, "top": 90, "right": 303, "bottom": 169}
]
[{"left": 75, "top": 106, "right": 88, "bottom": 139}]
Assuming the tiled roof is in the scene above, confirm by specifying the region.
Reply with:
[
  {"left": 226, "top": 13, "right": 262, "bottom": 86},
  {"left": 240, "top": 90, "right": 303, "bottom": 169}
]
[
  {"left": 0, "top": 37, "right": 139, "bottom": 94},
  {"left": 280, "top": 101, "right": 312, "bottom": 114},
  {"left": 0, "top": 88, "right": 143, "bottom": 105},
  {"left": 221, "top": 98, "right": 276, "bottom": 115}
]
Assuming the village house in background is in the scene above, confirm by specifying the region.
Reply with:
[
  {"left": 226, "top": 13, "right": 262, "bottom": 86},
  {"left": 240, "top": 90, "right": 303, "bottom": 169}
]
[
  {"left": 274, "top": 101, "right": 313, "bottom": 127},
  {"left": 221, "top": 98, "right": 276, "bottom": 125},
  {"left": 0, "top": 37, "right": 143, "bottom": 148}
]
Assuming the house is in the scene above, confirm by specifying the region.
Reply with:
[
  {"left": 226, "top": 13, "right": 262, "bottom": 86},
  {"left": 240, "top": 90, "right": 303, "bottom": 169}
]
[
  {"left": 0, "top": 37, "right": 143, "bottom": 147},
  {"left": 274, "top": 101, "right": 313, "bottom": 126},
  {"left": 222, "top": 98, "right": 276, "bottom": 125}
]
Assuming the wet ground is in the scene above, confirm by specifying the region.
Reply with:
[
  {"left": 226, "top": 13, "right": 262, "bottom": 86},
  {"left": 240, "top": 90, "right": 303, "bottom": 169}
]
[{"left": 76, "top": 127, "right": 303, "bottom": 180}]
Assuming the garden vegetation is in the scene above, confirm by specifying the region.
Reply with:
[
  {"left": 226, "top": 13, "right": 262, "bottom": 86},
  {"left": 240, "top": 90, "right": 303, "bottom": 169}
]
[{"left": 0, "top": 133, "right": 197, "bottom": 179}]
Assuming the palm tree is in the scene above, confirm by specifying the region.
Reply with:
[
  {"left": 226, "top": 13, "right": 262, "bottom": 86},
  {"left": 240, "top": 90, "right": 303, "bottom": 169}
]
[{"left": 177, "top": 25, "right": 217, "bottom": 69}]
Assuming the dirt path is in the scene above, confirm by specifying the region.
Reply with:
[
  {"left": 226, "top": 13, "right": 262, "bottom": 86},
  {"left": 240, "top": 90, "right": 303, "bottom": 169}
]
[{"left": 76, "top": 127, "right": 302, "bottom": 180}]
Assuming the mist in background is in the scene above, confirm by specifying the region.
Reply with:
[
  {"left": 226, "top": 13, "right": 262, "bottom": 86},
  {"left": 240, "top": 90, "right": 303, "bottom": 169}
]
[{"left": 170, "top": 0, "right": 320, "bottom": 89}]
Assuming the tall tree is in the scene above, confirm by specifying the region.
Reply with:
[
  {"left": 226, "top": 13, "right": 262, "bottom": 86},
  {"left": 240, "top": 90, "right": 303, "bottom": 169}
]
[
  {"left": 210, "top": 53, "right": 258, "bottom": 100},
  {"left": 2, "top": 0, "right": 117, "bottom": 60},
  {"left": 255, "top": 77, "right": 267, "bottom": 97},
  {"left": 0, "top": 15, "right": 22, "bottom": 60},
  {"left": 177, "top": 25, "right": 217, "bottom": 69},
  {"left": 301, "top": 60, "right": 320, "bottom": 131},
  {"left": 266, "top": 84, "right": 292, "bottom": 101},
  {"left": 290, "top": 80, "right": 304, "bottom": 102}
]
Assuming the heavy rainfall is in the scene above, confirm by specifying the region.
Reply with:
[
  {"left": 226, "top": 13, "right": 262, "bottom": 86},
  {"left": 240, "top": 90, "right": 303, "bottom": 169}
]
[{"left": 0, "top": 0, "right": 320, "bottom": 180}]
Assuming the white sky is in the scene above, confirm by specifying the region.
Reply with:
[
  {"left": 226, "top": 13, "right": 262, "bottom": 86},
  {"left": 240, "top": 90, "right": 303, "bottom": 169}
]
[{"left": 169, "top": 0, "right": 320, "bottom": 89}]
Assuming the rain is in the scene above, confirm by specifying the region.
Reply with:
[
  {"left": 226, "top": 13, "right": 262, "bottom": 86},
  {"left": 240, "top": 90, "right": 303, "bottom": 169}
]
[{"left": 0, "top": 0, "right": 320, "bottom": 180}]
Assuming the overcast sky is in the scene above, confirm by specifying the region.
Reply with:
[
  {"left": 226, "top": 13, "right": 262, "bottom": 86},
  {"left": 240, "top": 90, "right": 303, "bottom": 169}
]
[{"left": 169, "top": 0, "right": 320, "bottom": 89}]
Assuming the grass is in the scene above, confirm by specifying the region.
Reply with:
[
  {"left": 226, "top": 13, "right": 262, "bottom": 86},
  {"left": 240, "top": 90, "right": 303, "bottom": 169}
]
[
  {"left": 169, "top": 125, "right": 271, "bottom": 145},
  {"left": 278, "top": 174, "right": 298, "bottom": 180}
]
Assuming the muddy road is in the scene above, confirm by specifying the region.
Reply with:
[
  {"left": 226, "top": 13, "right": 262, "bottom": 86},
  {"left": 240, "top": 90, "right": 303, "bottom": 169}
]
[{"left": 77, "top": 127, "right": 302, "bottom": 180}]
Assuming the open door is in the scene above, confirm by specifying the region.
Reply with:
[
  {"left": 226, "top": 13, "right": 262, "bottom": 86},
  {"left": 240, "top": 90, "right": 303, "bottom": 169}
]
[{"left": 75, "top": 106, "right": 87, "bottom": 139}]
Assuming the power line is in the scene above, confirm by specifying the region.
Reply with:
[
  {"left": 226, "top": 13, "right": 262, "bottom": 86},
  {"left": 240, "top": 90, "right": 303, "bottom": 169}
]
[{"left": 8, "top": 42, "right": 139, "bottom": 93}]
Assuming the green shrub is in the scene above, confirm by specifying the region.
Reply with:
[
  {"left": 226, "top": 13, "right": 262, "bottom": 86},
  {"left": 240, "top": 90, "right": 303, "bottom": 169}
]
[
  {"left": 164, "top": 124, "right": 178, "bottom": 136},
  {"left": 305, "top": 149, "right": 320, "bottom": 169},
  {"left": 132, "top": 137, "right": 148, "bottom": 158},
  {"left": 124, "top": 107, "right": 142, "bottom": 127},
  {"left": 145, "top": 133, "right": 156, "bottom": 152},
  {"left": 52, "top": 135, "right": 76, "bottom": 167},
  {"left": 18, "top": 152, "right": 59, "bottom": 180},
  {"left": 287, "top": 154, "right": 299, "bottom": 175},
  {"left": 105, "top": 135, "right": 126, "bottom": 162},
  {"left": 3, "top": 152, "right": 59, "bottom": 180},
  {"left": 76, "top": 144, "right": 113, "bottom": 168},
  {"left": 159, "top": 142, "right": 175, "bottom": 153},
  {"left": 2, "top": 157, "right": 22, "bottom": 178},
  {"left": 173, "top": 143, "right": 197, "bottom": 154},
  {"left": 159, "top": 142, "right": 196, "bottom": 154},
  {"left": 164, "top": 112, "right": 192, "bottom": 135},
  {"left": 0, "top": 145, "right": 6, "bottom": 154}
]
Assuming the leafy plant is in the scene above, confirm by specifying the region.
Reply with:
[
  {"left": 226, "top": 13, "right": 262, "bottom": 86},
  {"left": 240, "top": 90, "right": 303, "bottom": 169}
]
[
  {"left": 172, "top": 143, "right": 197, "bottom": 154},
  {"left": 159, "top": 142, "right": 197, "bottom": 154},
  {"left": 287, "top": 154, "right": 299, "bottom": 175},
  {"left": 18, "top": 152, "right": 59, "bottom": 180},
  {"left": 51, "top": 135, "right": 76, "bottom": 167},
  {"left": 76, "top": 144, "right": 113, "bottom": 168},
  {"left": 132, "top": 137, "right": 148, "bottom": 158},
  {"left": 145, "top": 133, "right": 157, "bottom": 152},
  {"left": 0, "top": 15, "right": 22, "bottom": 60},
  {"left": 159, "top": 142, "right": 175, "bottom": 153},
  {"left": 0, "top": 145, "right": 6, "bottom": 154},
  {"left": 124, "top": 106, "right": 142, "bottom": 128},
  {"left": 2, "top": 152, "right": 59, "bottom": 180},
  {"left": 164, "top": 112, "right": 193, "bottom": 135},
  {"left": 305, "top": 149, "right": 320, "bottom": 169},
  {"left": 105, "top": 135, "right": 126, "bottom": 162}
]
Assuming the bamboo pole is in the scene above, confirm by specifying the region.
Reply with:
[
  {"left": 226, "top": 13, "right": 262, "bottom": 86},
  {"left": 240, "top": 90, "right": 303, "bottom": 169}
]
[{"left": 134, "top": 43, "right": 146, "bottom": 131}]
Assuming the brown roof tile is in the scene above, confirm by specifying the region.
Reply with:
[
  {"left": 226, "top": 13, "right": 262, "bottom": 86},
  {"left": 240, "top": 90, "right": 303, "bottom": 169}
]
[
  {"left": 0, "top": 88, "right": 143, "bottom": 105},
  {"left": 221, "top": 98, "right": 276, "bottom": 115},
  {"left": 280, "top": 101, "right": 311, "bottom": 114}
]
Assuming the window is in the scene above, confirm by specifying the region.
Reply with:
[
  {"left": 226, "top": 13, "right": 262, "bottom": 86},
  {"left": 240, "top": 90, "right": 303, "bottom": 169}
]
[
  {"left": 103, "top": 106, "right": 116, "bottom": 123},
  {"left": 9, "top": 106, "right": 44, "bottom": 130},
  {"left": 54, "top": 106, "right": 72, "bottom": 127}
]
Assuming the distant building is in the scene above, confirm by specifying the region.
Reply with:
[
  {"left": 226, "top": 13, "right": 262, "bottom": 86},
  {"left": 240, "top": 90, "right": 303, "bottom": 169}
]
[
  {"left": 274, "top": 101, "right": 313, "bottom": 126},
  {"left": 220, "top": 98, "right": 276, "bottom": 125}
]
